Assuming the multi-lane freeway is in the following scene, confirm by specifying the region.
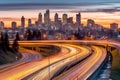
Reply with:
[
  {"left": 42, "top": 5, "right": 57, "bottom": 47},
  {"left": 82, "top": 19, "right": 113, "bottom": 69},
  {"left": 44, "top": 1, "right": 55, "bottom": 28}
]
[
  {"left": 0, "top": 49, "right": 42, "bottom": 71},
  {"left": 53, "top": 46, "right": 107, "bottom": 80},
  {"left": 15, "top": 40, "right": 119, "bottom": 46},
  {"left": 0, "top": 40, "right": 116, "bottom": 80},
  {"left": 0, "top": 43, "right": 90, "bottom": 80},
  {"left": 23, "top": 44, "right": 91, "bottom": 80}
]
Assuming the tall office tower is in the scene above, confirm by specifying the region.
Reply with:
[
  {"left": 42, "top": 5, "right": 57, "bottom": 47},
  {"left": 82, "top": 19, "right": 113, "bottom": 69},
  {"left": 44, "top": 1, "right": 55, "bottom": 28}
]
[
  {"left": 44, "top": 9, "right": 50, "bottom": 25},
  {"left": 21, "top": 16, "right": 25, "bottom": 27},
  {"left": 110, "top": 23, "right": 118, "bottom": 31},
  {"left": 62, "top": 14, "right": 68, "bottom": 25},
  {"left": 0, "top": 21, "right": 4, "bottom": 29},
  {"left": 35, "top": 21, "right": 39, "bottom": 27},
  {"left": 54, "top": 13, "right": 58, "bottom": 23},
  {"left": 67, "top": 17, "right": 73, "bottom": 24},
  {"left": 76, "top": 13, "right": 81, "bottom": 26},
  {"left": 11, "top": 21, "right": 17, "bottom": 30},
  {"left": 87, "top": 19, "right": 95, "bottom": 27},
  {"left": 38, "top": 13, "right": 42, "bottom": 25},
  {"left": 44, "top": 13, "right": 47, "bottom": 24},
  {"left": 28, "top": 18, "right": 32, "bottom": 27}
]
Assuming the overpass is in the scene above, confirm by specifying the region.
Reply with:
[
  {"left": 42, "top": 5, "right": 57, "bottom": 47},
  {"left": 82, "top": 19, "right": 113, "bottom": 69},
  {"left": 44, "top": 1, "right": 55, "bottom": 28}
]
[{"left": 10, "top": 40, "right": 118, "bottom": 52}]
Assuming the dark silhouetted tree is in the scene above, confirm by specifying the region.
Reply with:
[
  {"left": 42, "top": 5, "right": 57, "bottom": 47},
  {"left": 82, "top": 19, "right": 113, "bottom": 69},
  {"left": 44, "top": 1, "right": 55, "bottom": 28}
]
[
  {"left": 16, "top": 32, "right": 20, "bottom": 41},
  {"left": 27, "top": 30, "right": 32, "bottom": 40},
  {"left": 0, "top": 33, "right": 4, "bottom": 49},
  {"left": 32, "top": 30, "right": 37, "bottom": 40},
  {"left": 12, "top": 33, "right": 19, "bottom": 52},
  {"left": 37, "top": 30, "right": 41, "bottom": 40},
  {"left": 4, "top": 32, "right": 9, "bottom": 50},
  {"left": 12, "top": 39, "right": 19, "bottom": 52}
]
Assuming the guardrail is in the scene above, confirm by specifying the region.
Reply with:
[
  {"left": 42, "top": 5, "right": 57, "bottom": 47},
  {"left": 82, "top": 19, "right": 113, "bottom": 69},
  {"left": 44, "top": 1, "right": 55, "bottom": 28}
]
[{"left": 87, "top": 51, "right": 111, "bottom": 80}]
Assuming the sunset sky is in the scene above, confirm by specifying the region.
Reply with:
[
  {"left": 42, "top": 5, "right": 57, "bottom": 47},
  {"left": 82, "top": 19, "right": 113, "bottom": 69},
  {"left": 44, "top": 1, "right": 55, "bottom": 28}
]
[{"left": 0, "top": 1, "right": 120, "bottom": 28}]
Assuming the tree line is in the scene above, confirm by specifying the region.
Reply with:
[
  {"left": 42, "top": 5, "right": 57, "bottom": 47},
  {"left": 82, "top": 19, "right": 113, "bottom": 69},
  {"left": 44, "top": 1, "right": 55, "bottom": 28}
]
[{"left": 0, "top": 32, "right": 20, "bottom": 53}]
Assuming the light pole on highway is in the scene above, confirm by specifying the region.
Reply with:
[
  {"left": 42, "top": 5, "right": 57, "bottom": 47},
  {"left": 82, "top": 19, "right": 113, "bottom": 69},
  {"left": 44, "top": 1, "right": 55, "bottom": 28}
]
[
  {"left": 76, "top": 47, "right": 79, "bottom": 80},
  {"left": 48, "top": 52, "right": 50, "bottom": 80},
  {"left": 107, "top": 34, "right": 109, "bottom": 52},
  {"left": 76, "top": 48, "right": 77, "bottom": 62}
]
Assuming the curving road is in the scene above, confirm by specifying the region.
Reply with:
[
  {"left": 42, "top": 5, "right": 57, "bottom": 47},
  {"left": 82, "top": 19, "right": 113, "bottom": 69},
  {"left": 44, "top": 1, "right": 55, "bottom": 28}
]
[
  {"left": 22, "top": 44, "right": 91, "bottom": 80},
  {"left": 0, "top": 44, "right": 89, "bottom": 80},
  {"left": 53, "top": 46, "right": 107, "bottom": 80},
  {"left": 16, "top": 40, "right": 120, "bottom": 46},
  {"left": 0, "top": 49, "right": 42, "bottom": 72},
  {"left": 1, "top": 40, "right": 116, "bottom": 80}
]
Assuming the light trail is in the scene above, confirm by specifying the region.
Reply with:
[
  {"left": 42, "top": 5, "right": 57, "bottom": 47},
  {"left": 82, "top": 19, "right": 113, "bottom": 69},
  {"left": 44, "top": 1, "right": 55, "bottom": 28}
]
[
  {"left": 0, "top": 44, "right": 87, "bottom": 80},
  {"left": 53, "top": 46, "right": 107, "bottom": 80},
  {"left": 1, "top": 40, "right": 118, "bottom": 80},
  {"left": 23, "top": 44, "right": 90, "bottom": 80}
]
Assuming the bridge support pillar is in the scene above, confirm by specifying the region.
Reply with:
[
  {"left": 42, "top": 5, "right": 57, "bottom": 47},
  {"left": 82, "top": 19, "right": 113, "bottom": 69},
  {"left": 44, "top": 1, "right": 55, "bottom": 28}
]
[
  {"left": 106, "top": 46, "right": 112, "bottom": 52},
  {"left": 36, "top": 47, "right": 40, "bottom": 52},
  {"left": 32, "top": 47, "right": 34, "bottom": 50}
]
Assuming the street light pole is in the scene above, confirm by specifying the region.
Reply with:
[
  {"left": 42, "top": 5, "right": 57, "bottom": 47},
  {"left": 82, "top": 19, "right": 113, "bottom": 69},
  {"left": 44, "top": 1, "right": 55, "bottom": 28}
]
[
  {"left": 48, "top": 52, "right": 50, "bottom": 80},
  {"left": 76, "top": 48, "right": 77, "bottom": 62},
  {"left": 49, "top": 54, "right": 50, "bottom": 80},
  {"left": 76, "top": 47, "right": 78, "bottom": 79}
]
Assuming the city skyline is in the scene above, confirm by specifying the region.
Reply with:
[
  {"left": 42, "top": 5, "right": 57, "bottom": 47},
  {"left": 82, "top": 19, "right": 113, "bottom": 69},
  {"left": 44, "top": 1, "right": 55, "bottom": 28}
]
[
  {"left": 1, "top": 3, "right": 120, "bottom": 28},
  {"left": 0, "top": 9, "right": 120, "bottom": 28}
]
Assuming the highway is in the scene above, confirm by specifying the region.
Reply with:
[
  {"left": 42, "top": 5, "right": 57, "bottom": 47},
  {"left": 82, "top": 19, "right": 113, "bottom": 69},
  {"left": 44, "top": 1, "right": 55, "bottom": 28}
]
[
  {"left": 0, "top": 44, "right": 90, "bottom": 80},
  {"left": 15, "top": 40, "right": 119, "bottom": 45},
  {"left": 53, "top": 46, "right": 107, "bottom": 80},
  {"left": 0, "top": 43, "right": 67, "bottom": 72},
  {"left": 1, "top": 40, "right": 117, "bottom": 80},
  {"left": 22, "top": 44, "right": 91, "bottom": 80},
  {"left": 0, "top": 49, "right": 42, "bottom": 71}
]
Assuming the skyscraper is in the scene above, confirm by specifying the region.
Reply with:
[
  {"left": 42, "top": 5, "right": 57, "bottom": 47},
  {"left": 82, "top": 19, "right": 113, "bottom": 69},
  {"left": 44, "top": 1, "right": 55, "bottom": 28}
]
[
  {"left": 11, "top": 21, "right": 17, "bottom": 30},
  {"left": 54, "top": 13, "right": 58, "bottom": 23},
  {"left": 76, "top": 13, "right": 81, "bottom": 26},
  {"left": 21, "top": 16, "right": 25, "bottom": 27},
  {"left": 87, "top": 19, "right": 95, "bottom": 27},
  {"left": 38, "top": 13, "right": 42, "bottom": 25},
  {"left": 110, "top": 23, "right": 118, "bottom": 31},
  {"left": 28, "top": 18, "right": 32, "bottom": 27},
  {"left": 0, "top": 21, "right": 4, "bottom": 30},
  {"left": 35, "top": 21, "right": 39, "bottom": 27},
  {"left": 67, "top": 17, "right": 73, "bottom": 24},
  {"left": 62, "top": 14, "right": 68, "bottom": 25},
  {"left": 44, "top": 9, "right": 50, "bottom": 25}
]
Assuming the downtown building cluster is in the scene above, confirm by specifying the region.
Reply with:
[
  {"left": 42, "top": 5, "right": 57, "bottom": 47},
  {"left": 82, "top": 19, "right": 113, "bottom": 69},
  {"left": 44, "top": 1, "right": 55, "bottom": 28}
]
[{"left": 0, "top": 9, "right": 120, "bottom": 40}]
